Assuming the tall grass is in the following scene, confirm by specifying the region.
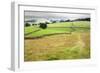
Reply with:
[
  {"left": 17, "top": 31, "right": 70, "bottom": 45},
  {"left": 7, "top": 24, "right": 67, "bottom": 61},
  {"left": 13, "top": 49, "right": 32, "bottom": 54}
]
[{"left": 24, "top": 32, "right": 90, "bottom": 61}]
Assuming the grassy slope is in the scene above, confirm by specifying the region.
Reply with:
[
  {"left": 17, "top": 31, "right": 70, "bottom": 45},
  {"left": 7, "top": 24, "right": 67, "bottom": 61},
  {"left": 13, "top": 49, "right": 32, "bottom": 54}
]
[
  {"left": 25, "top": 28, "right": 72, "bottom": 37},
  {"left": 25, "top": 21, "right": 90, "bottom": 37},
  {"left": 48, "top": 21, "right": 90, "bottom": 27}
]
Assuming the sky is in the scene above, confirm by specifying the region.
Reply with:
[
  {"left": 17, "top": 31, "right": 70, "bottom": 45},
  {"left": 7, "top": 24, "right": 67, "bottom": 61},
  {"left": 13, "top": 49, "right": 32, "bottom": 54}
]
[{"left": 24, "top": 11, "right": 90, "bottom": 21}]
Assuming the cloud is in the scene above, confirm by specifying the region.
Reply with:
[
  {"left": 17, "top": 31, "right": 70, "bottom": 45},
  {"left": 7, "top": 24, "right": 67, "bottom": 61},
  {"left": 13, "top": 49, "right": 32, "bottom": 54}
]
[{"left": 24, "top": 11, "right": 90, "bottom": 21}]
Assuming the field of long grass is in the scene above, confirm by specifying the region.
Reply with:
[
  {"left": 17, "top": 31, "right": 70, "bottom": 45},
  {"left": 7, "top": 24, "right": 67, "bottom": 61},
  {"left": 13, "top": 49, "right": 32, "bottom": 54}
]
[{"left": 24, "top": 21, "right": 90, "bottom": 61}]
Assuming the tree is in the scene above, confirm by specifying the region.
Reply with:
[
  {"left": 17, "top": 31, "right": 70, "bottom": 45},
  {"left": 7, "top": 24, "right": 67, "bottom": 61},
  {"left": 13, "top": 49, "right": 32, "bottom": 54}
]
[
  {"left": 25, "top": 23, "right": 30, "bottom": 27},
  {"left": 39, "top": 23, "right": 47, "bottom": 29},
  {"left": 32, "top": 23, "right": 37, "bottom": 26}
]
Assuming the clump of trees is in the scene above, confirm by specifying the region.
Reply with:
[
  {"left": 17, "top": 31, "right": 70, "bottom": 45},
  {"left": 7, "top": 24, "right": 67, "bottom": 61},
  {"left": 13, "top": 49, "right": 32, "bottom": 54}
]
[
  {"left": 74, "top": 18, "right": 90, "bottom": 21},
  {"left": 32, "top": 23, "right": 37, "bottom": 26},
  {"left": 39, "top": 23, "right": 47, "bottom": 29},
  {"left": 60, "top": 19, "right": 71, "bottom": 22},
  {"left": 25, "top": 23, "right": 30, "bottom": 27}
]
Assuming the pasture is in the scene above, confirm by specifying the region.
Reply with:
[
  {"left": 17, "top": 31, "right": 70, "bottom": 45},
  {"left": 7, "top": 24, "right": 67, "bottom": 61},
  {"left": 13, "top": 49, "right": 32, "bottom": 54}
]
[{"left": 24, "top": 21, "right": 90, "bottom": 61}]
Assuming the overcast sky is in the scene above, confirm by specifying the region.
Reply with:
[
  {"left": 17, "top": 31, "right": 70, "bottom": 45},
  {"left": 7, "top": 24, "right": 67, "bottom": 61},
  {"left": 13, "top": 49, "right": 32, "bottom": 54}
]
[{"left": 24, "top": 11, "right": 90, "bottom": 21}]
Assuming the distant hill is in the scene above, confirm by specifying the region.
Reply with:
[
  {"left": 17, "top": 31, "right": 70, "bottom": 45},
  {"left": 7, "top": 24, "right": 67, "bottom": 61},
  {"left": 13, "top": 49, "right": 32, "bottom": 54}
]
[{"left": 73, "top": 18, "right": 90, "bottom": 21}]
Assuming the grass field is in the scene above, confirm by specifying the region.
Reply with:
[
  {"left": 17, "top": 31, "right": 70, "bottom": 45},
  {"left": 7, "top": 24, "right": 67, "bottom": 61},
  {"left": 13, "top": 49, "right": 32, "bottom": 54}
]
[
  {"left": 25, "top": 21, "right": 90, "bottom": 38},
  {"left": 24, "top": 21, "right": 90, "bottom": 61}
]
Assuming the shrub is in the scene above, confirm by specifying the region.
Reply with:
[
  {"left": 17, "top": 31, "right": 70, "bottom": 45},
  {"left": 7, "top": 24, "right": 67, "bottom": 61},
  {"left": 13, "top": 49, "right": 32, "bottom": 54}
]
[
  {"left": 32, "top": 24, "right": 35, "bottom": 26},
  {"left": 39, "top": 23, "right": 47, "bottom": 29},
  {"left": 32, "top": 24, "right": 37, "bottom": 26},
  {"left": 25, "top": 23, "right": 30, "bottom": 27},
  {"left": 52, "top": 21, "right": 56, "bottom": 23}
]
